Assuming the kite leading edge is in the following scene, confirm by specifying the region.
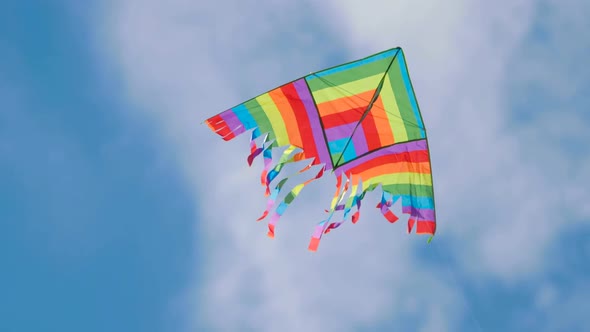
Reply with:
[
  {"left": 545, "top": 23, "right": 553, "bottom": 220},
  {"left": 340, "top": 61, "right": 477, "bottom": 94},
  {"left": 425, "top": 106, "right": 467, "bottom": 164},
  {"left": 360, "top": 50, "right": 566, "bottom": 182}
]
[{"left": 204, "top": 47, "right": 436, "bottom": 251}]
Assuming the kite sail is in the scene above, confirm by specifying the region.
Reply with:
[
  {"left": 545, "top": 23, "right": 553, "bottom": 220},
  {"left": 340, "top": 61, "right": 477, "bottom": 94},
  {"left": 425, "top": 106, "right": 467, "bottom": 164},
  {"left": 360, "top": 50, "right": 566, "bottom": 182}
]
[{"left": 204, "top": 47, "right": 436, "bottom": 251}]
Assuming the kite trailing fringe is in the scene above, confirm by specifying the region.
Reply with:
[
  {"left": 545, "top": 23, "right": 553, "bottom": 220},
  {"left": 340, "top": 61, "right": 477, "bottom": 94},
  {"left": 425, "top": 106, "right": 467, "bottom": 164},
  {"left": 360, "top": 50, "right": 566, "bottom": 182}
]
[
  {"left": 207, "top": 122, "right": 436, "bottom": 251},
  {"left": 307, "top": 173, "right": 436, "bottom": 251},
  {"left": 246, "top": 136, "right": 326, "bottom": 239},
  {"left": 245, "top": 131, "right": 435, "bottom": 251}
]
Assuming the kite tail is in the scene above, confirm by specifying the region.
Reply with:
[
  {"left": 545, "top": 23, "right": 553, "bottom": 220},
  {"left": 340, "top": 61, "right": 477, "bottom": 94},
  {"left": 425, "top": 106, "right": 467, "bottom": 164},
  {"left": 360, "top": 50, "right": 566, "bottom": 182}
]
[
  {"left": 260, "top": 148, "right": 273, "bottom": 193},
  {"left": 256, "top": 152, "right": 317, "bottom": 220},
  {"left": 376, "top": 192, "right": 400, "bottom": 223},
  {"left": 247, "top": 129, "right": 269, "bottom": 166},
  {"left": 323, "top": 175, "right": 360, "bottom": 235},
  {"left": 250, "top": 141, "right": 326, "bottom": 239},
  {"left": 266, "top": 165, "right": 325, "bottom": 238},
  {"left": 262, "top": 146, "right": 305, "bottom": 196},
  {"left": 256, "top": 177, "right": 287, "bottom": 222},
  {"left": 308, "top": 174, "right": 349, "bottom": 251}
]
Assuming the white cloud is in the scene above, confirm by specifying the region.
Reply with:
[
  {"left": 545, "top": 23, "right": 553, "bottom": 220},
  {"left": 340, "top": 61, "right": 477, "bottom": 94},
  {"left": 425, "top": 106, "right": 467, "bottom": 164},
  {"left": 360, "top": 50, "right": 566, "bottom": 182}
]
[
  {"left": 99, "top": 0, "right": 589, "bottom": 331},
  {"left": 331, "top": 0, "right": 590, "bottom": 281}
]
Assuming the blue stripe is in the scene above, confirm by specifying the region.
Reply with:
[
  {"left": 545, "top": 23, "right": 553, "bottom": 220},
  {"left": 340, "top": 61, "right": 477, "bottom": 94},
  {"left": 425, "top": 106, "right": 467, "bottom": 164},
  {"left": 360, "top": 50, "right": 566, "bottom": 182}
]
[
  {"left": 328, "top": 137, "right": 348, "bottom": 153},
  {"left": 276, "top": 201, "right": 288, "bottom": 216},
  {"left": 232, "top": 104, "right": 257, "bottom": 130},
  {"left": 342, "top": 141, "right": 357, "bottom": 163},
  {"left": 306, "top": 48, "right": 399, "bottom": 80},
  {"left": 399, "top": 195, "right": 434, "bottom": 209},
  {"left": 396, "top": 53, "right": 426, "bottom": 137},
  {"left": 251, "top": 128, "right": 261, "bottom": 140}
]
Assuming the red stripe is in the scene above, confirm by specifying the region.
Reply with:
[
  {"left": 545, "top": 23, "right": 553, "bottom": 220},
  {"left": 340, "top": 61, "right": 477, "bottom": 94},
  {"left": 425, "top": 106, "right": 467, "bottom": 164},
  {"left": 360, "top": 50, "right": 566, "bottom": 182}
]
[
  {"left": 416, "top": 221, "right": 436, "bottom": 234},
  {"left": 308, "top": 237, "right": 320, "bottom": 252},
  {"left": 408, "top": 218, "right": 415, "bottom": 233},
  {"left": 321, "top": 107, "right": 364, "bottom": 128},
  {"left": 346, "top": 150, "right": 430, "bottom": 174},
  {"left": 383, "top": 210, "right": 399, "bottom": 223},
  {"left": 351, "top": 211, "right": 360, "bottom": 223},
  {"left": 360, "top": 112, "right": 381, "bottom": 150},
  {"left": 205, "top": 114, "right": 225, "bottom": 131},
  {"left": 206, "top": 114, "right": 235, "bottom": 140},
  {"left": 282, "top": 83, "right": 320, "bottom": 162}
]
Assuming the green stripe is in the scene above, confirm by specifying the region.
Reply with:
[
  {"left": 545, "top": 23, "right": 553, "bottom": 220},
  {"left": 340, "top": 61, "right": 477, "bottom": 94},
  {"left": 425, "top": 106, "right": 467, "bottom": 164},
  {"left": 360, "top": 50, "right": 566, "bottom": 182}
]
[
  {"left": 381, "top": 184, "right": 433, "bottom": 197},
  {"left": 387, "top": 58, "right": 422, "bottom": 140},
  {"left": 331, "top": 152, "right": 342, "bottom": 165},
  {"left": 311, "top": 74, "right": 382, "bottom": 104},
  {"left": 243, "top": 98, "right": 276, "bottom": 146},
  {"left": 277, "top": 178, "right": 289, "bottom": 190},
  {"left": 307, "top": 56, "right": 394, "bottom": 91},
  {"left": 285, "top": 192, "right": 296, "bottom": 204}
]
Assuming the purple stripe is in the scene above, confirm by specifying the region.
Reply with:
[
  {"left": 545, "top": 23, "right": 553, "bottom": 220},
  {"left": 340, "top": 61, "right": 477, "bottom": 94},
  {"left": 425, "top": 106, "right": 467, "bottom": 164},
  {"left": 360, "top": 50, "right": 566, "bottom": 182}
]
[
  {"left": 401, "top": 206, "right": 435, "bottom": 220},
  {"left": 335, "top": 139, "right": 427, "bottom": 175},
  {"left": 294, "top": 78, "right": 332, "bottom": 170},
  {"left": 325, "top": 123, "right": 355, "bottom": 141},
  {"left": 220, "top": 110, "right": 246, "bottom": 136},
  {"left": 351, "top": 125, "right": 369, "bottom": 156}
]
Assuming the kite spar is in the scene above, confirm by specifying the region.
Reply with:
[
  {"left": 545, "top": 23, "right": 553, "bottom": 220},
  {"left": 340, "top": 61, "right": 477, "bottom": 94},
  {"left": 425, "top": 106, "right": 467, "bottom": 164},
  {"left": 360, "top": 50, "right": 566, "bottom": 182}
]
[{"left": 204, "top": 47, "right": 436, "bottom": 251}]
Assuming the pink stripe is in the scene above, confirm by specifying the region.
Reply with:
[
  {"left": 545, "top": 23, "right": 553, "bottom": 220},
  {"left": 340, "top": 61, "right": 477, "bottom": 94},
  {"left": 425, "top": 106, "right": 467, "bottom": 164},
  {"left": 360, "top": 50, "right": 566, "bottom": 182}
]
[{"left": 311, "top": 224, "right": 325, "bottom": 238}]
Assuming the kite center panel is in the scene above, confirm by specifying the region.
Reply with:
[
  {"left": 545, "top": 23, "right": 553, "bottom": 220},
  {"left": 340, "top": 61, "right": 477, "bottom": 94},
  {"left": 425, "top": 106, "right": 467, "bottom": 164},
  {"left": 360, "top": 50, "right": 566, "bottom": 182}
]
[{"left": 304, "top": 48, "right": 426, "bottom": 169}]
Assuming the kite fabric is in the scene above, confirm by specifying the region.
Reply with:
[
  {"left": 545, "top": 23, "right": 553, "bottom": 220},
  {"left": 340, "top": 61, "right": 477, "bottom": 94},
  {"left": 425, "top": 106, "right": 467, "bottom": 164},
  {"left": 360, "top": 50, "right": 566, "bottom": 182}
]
[{"left": 205, "top": 47, "right": 436, "bottom": 251}]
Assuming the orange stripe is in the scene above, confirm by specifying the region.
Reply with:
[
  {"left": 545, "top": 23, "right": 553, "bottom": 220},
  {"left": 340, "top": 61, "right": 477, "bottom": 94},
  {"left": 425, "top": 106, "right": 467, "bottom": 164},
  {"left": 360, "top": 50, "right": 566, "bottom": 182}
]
[
  {"left": 361, "top": 112, "right": 382, "bottom": 150},
  {"left": 371, "top": 95, "right": 395, "bottom": 145},
  {"left": 355, "top": 162, "right": 431, "bottom": 179},
  {"left": 268, "top": 88, "right": 302, "bottom": 148},
  {"left": 316, "top": 90, "right": 376, "bottom": 117}
]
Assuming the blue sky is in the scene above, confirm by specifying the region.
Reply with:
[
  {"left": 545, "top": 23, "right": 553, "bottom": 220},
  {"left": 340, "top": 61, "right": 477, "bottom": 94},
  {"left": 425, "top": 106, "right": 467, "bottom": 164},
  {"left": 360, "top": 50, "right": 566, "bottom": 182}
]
[
  {"left": 1, "top": 2, "right": 197, "bottom": 331},
  {"left": 2, "top": 0, "right": 589, "bottom": 331}
]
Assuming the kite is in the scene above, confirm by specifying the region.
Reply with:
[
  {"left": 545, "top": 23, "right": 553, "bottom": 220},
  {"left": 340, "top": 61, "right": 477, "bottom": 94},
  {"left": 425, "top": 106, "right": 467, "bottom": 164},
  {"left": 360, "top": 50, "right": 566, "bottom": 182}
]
[{"left": 204, "top": 47, "right": 436, "bottom": 251}]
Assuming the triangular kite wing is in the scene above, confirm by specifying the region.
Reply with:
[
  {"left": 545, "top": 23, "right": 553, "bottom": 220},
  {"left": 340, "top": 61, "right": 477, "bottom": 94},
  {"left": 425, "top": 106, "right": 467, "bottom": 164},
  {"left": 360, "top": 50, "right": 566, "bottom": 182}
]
[{"left": 205, "top": 47, "right": 436, "bottom": 251}]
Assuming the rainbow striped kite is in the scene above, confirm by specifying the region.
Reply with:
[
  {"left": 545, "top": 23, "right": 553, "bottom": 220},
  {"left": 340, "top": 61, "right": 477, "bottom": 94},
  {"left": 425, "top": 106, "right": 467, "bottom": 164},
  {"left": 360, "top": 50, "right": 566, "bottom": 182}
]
[{"left": 205, "top": 47, "right": 436, "bottom": 251}]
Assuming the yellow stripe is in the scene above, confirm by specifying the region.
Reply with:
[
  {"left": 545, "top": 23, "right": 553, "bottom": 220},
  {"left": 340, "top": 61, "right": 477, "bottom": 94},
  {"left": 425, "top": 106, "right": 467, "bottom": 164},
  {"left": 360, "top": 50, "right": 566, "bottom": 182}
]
[
  {"left": 256, "top": 94, "right": 289, "bottom": 146},
  {"left": 361, "top": 178, "right": 374, "bottom": 191},
  {"left": 268, "top": 89, "right": 303, "bottom": 148},
  {"left": 279, "top": 146, "right": 298, "bottom": 163},
  {"left": 312, "top": 74, "right": 382, "bottom": 104},
  {"left": 370, "top": 172, "right": 432, "bottom": 187},
  {"left": 330, "top": 177, "right": 348, "bottom": 210},
  {"left": 291, "top": 183, "right": 305, "bottom": 196},
  {"left": 345, "top": 183, "right": 359, "bottom": 208},
  {"left": 380, "top": 74, "right": 408, "bottom": 142}
]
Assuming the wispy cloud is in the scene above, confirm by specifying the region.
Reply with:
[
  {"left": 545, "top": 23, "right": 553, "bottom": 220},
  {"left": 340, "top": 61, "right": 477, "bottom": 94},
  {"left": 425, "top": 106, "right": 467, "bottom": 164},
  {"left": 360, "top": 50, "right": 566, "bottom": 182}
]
[{"left": 99, "top": 0, "right": 589, "bottom": 331}]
